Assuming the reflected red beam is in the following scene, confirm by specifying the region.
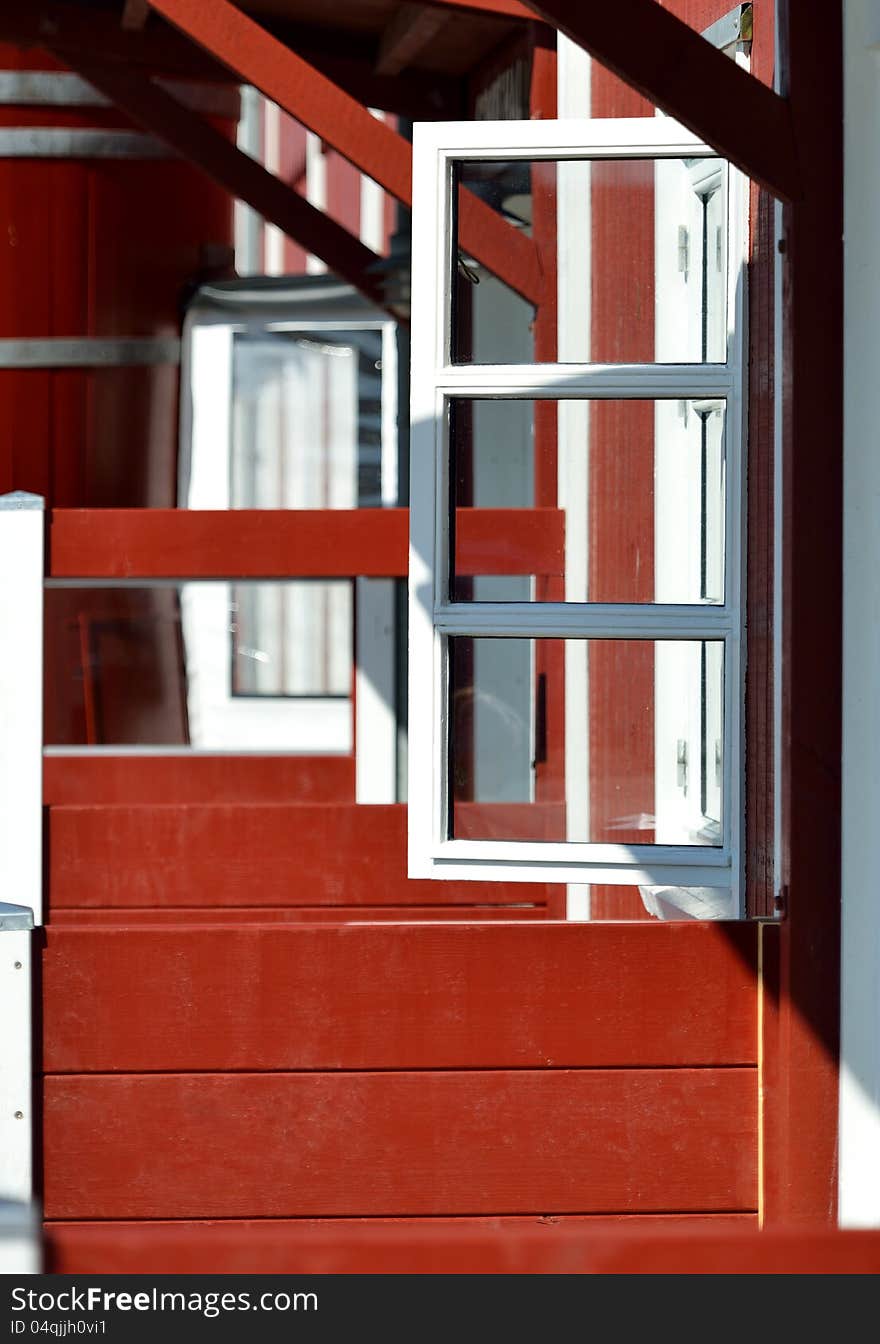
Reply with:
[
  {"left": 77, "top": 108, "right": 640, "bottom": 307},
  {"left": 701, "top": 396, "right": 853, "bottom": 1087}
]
[
  {"left": 48, "top": 509, "right": 564, "bottom": 579},
  {"left": 519, "top": 0, "right": 800, "bottom": 202},
  {"left": 146, "top": 0, "right": 544, "bottom": 304}
]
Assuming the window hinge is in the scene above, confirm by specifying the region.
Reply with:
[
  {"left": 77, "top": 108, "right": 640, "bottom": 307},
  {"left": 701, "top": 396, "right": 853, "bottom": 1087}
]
[
  {"left": 677, "top": 225, "right": 689, "bottom": 280},
  {"left": 676, "top": 738, "right": 688, "bottom": 792}
]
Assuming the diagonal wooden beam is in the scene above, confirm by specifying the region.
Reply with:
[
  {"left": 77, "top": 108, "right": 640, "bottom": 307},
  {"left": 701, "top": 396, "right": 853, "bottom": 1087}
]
[
  {"left": 0, "top": 6, "right": 462, "bottom": 119},
  {"left": 0, "top": 1, "right": 228, "bottom": 78},
  {"left": 146, "top": 0, "right": 544, "bottom": 305},
  {"left": 518, "top": 0, "right": 800, "bottom": 202},
  {"left": 376, "top": 5, "right": 450, "bottom": 77},
  {"left": 51, "top": 52, "right": 399, "bottom": 320}
]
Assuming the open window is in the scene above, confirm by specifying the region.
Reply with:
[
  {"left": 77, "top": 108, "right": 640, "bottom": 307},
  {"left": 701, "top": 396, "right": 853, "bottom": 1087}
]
[{"left": 407, "top": 118, "right": 747, "bottom": 910}]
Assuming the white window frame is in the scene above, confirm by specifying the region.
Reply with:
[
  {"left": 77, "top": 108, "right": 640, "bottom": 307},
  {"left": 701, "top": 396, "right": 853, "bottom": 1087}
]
[
  {"left": 408, "top": 117, "right": 747, "bottom": 893},
  {"left": 179, "top": 282, "right": 399, "bottom": 785}
]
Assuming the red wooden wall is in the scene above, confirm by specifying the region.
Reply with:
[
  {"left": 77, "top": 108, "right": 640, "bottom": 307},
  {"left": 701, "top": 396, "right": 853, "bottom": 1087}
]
[{"left": 42, "top": 921, "right": 760, "bottom": 1268}]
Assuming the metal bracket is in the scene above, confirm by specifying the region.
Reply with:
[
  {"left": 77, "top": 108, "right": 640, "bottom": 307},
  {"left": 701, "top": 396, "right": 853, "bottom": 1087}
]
[{"left": 0, "top": 906, "right": 34, "bottom": 933}]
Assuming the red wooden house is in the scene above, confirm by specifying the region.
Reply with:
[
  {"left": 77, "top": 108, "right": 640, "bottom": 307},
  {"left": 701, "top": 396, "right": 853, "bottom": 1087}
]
[{"left": 0, "top": 0, "right": 876, "bottom": 1274}]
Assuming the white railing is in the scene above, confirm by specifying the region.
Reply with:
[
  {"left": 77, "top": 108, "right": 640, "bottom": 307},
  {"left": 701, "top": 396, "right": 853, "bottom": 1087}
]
[{"left": 0, "top": 491, "right": 43, "bottom": 1270}]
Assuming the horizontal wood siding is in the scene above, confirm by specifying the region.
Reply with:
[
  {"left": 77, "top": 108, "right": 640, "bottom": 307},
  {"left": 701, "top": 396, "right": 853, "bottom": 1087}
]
[
  {"left": 47, "top": 906, "right": 554, "bottom": 924},
  {"left": 41, "top": 922, "right": 758, "bottom": 1227},
  {"left": 43, "top": 755, "right": 355, "bottom": 804},
  {"left": 44, "top": 1215, "right": 761, "bottom": 1274},
  {"left": 47, "top": 803, "right": 563, "bottom": 911},
  {"left": 42, "top": 923, "right": 758, "bottom": 1072},
  {"left": 43, "top": 1069, "right": 756, "bottom": 1219}
]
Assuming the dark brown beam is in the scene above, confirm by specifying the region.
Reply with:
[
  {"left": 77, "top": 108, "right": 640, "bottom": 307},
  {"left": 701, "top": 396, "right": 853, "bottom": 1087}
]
[
  {"left": 519, "top": 0, "right": 800, "bottom": 202},
  {"left": 412, "top": 0, "right": 532, "bottom": 16},
  {"left": 285, "top": 50, "right": 463, "bottom": 120},
  {"left": 376, "top": 5, "right": 450, "bottom": 77},
  {"left": 763, "top": 0, "right": 842, "bottom": 1225},
  {"left": 146, "top": 0, "right": 544, "bottom": 305},
  {"left": 51, "top": 53, "right": 398, "bottom": 320},
  {"left": 121, "top": 0, "right": 151, "bottom": 32},
  {"left": 0, "top": 2, "right": 228, "bottom": 80}
]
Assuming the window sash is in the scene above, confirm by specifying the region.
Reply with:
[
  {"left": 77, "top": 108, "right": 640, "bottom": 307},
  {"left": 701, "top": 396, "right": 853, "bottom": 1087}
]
[{"left": 408, "top": 118, "right": 747, "bottom": 896}]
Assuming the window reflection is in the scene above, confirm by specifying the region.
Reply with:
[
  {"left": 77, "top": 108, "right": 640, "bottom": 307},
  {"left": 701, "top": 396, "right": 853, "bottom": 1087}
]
[
  {"left": 44, "top": 583, "right": 353, "bottom": 752},
  {"left": 448, "top": 636, "right": 724, "bottom": 847},
  {"left": 452, "top": 156, "right": 728, "bottom": 365}
]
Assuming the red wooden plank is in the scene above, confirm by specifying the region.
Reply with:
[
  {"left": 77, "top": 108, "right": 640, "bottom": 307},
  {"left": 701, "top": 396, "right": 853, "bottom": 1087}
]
[
  {"left": 48, "top": 1217, "right": 879, "bottom": 1275},
  {"left": 48, "top": 508, "right": 562, "bottom": 578},
  {"left": 41, "top": 921, "right": 758, "bottom": 1071},
  {"left": 47, "top": 906, "right": 553, "bottom": 925},
  {"left": 43, "top": 1069, "right": 756, "bottom": 1218},
  {"left": 44, "top": 1214, "right": 761, "bottom": 1275},
  {"left": 519, "top": 0, "right": 799, "bottom": 202},
  {"left": 147, "top": 0, "right": 543, "bottom": 304},
  {"left": 48, "top": 803, "right": 562, "bottom": 908},
  {"left": 56, "top": 59, "right": 394, "bottom": 318},
  {"left": 49, "top": 509, "right": 408, "bottom": 578},
  {"left": 43, "top": 755, "right": 354, "bottom": 805}
]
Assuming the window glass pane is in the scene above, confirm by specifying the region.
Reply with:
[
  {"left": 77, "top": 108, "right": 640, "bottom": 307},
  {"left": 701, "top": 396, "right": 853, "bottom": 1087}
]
[
  {"left": 44, "top": 582, "right": 352, "bottom": 751},
  {"left": 448, "top": 636, "right": 724, "bottom": 846},
  {"left": 452, "top": 157, "right": 727, "bottom": 365},
  {"left": 450, "top": 398, "right": 726, "bottom": 604},
  {"left": 227, "top": 330, "right": 384, "bottom": 509}
]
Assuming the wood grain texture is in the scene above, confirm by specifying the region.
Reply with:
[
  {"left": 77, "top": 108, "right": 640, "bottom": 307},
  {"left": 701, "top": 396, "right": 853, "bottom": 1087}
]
[
  {"left": 41, "top": 922, "right": 758, "bottom": 1071},
  {"left": 44, "top": 1219, "right": 878, "bottom": 1274},
  {"left": 48, "top": 507, "right": 561, "bottom": 579},
  {"left": 42, "top": 1069, "right": 757, "bottom": 1219},
  {"left": 47, "top": 906, "right": 555, "bottom": 925},
  {"left": 47, "top": 803, "right": 562, "bottom": 909},
  {"left": 44, "top": 1214, "right": 761, "bottom": 1275}
]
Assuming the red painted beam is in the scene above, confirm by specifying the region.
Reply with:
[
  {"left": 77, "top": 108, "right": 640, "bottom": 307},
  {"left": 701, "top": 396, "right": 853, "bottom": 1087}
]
[
  {"left": 45, "top": 1221, "right": 880, "bottom": 1277},
  {"left": 48, "top": 508, "right": 563, "bottom": 579},
  {"left": 43, "top": 1070, "right": 755, "bottom": 1218},
  {"left": 53, "top": 56, "right": 396, "bottom": 319},
  {"left": 48, "top": 803, "right": 562, "bottom": 910},
  {"left": 145, "top": 0, "right": 544, "bottom": 304},
  {"left": 41, "top": 921, "right": 757, "bottom": 1070},
  {"left": 43, "top": 755, "right": 355, "bottom": 806},
  {"left": 519, "top": 0, "right": 800, "bottom": 202}
]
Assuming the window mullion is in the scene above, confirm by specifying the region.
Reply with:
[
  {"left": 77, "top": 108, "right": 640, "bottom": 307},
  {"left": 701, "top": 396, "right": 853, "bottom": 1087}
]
[
  {"left": 435, "top": 603, "right": 734, "bottom": 640},
  {"left": 436, "top": 363, "right": 735, "bottom": 400}
]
